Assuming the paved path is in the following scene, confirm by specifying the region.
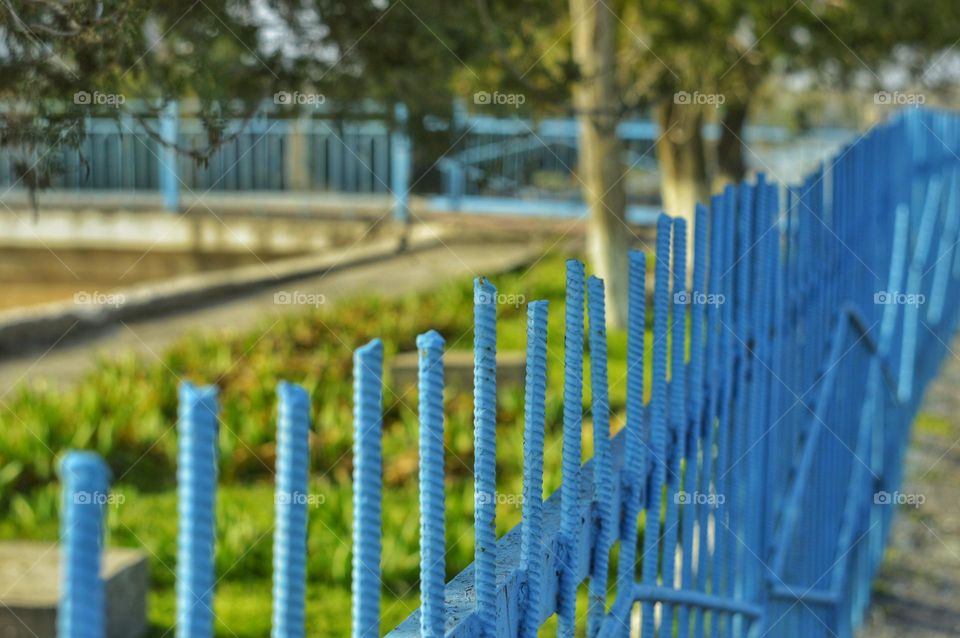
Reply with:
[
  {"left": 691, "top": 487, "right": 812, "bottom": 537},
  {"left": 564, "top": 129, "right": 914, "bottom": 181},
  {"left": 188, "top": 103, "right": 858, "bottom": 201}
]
[
  {"left": 859, "top": 337, "right": 960, "bottom": 637},
  {"left": 0, "top": 242, "right": 537, "bottom": 389}
]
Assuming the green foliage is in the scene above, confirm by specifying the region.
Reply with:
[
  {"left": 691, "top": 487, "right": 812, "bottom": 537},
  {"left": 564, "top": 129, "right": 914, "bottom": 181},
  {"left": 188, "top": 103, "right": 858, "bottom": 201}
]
[{"left": 0, "top": 0, "right": 299, "bottom": 188}]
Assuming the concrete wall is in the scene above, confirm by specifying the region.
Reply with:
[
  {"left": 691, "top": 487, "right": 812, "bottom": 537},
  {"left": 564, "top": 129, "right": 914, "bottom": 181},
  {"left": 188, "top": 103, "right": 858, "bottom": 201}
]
[{"left": 0, "top": 205, "right": 378, "bottom": 255}]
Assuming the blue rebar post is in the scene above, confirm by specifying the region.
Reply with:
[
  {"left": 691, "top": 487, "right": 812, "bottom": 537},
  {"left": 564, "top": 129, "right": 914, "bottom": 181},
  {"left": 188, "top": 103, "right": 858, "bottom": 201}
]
[
  {"left": 391, "top": 103, "right": 411, "bottom": 223},
  {"left": 659, "top": 216, "right": 688, "bottom": 630},
  {"left": 59, "top": 451, "right": 111, "bottom": 638},
  {"left": 600, "top": 250, "right": 648, "bottom": 635},
  {"left": 616, "top": 250, "right": 647, "bottom": 593},
  {"left": 272, "top": 382, "right": 311, "bottom": 638},
  {"left": 418, "top": 330, "right": 446, "bottom": 637},
  {"left": 695, "top": 194, "right": 728, "bottom": 638},
  {"left": 587, "top": 275, "right": 614, "bottom": 637},
  {"left": 677, "top": 203, "right": 709, "bottom": 638},
  {"left": 711, "top": 185, "right": 738, "bottom": 638},
  {"left": 898, "top": 174, "right": 944, "bottom": 402},
  {"left": 352, "top": 339, "right": 384, "bottom": 638},
  {"left": 641, "top": 214, "right": 673, "bottom": 638},
  {"left": 176, "top": 382, "right": 220, "bottom": 638},
  {"left": 558, "top": 259, "right": 585, "bottom": 637},
  {"left": 519, "top": 300, "right": 549, "bottom": 638},
  {"left": 159, "top": 100, "right": 180, "bottom": 212},
  {"left": 727, "top": 182, "right": 755, "bottom": 638},
  {"left": 473, "top": 278, "right": 498, "bottom": 635}
]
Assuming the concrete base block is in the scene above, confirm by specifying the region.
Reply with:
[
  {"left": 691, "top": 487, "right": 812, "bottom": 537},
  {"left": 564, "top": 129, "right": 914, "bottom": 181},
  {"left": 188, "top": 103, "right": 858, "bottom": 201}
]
[
  {"left": 0, "top": 541, "right": 148, "bottom": 638},
  {"left": 390, "top": 350, "right": 526, "bottom": 390}
]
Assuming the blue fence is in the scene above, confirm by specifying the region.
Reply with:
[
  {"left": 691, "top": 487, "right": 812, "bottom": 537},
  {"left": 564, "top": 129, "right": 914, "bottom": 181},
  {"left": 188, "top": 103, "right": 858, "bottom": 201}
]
[
  {"left": 0, "top": 115, "right": 395, "bottom": 193},
  {"left": 0, "top": 104, "right": 847, "bottom": 225},
  {"left": 56, "top": 107, "right": 959, "bottom": 638}
]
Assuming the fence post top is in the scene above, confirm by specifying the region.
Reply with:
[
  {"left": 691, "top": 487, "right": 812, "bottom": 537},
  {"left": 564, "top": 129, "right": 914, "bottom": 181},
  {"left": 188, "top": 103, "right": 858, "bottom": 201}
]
[
  {"left": 416, "top": 330, "right": 445, "bottom": 352},
  {"left": 474, "top": 276, "right": 497, "bottom": 294},
  {"left": 60, "top": 450, "right": 111, "bottom": 484},
  {"left": 277, "top": 380, "right": 309, "bottom": 402},
  {"left": 178, "top": 381, "right": 219, "bottom": 403},
  {"left": 356, "top": 338, "right": 384, "bottom": 358},
  {"left": 528, "top": 299, "right": 549, "bottom": 312}
]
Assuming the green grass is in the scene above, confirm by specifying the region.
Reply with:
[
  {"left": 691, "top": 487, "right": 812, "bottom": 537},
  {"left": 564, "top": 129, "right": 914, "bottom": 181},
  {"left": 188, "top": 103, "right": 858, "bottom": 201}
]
[
  {"left": 1, "top": 252, "right": 657, "bottom": 636},
  {"left": 913, "top": 412, "right": 954, "bottom": 439}
]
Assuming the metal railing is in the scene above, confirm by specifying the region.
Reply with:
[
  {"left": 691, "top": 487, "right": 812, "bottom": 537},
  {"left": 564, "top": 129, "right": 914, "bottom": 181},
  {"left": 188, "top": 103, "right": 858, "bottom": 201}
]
[
  {"left": 55, "top": 107, "right": 960, "bottom": 638},
  {"left": 0, "top": 104, "right": 848, "bottom": 225}
]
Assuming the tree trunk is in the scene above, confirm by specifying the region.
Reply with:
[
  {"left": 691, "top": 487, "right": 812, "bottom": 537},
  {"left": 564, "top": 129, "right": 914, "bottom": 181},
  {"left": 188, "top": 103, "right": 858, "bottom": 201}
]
[
  {"left": 570, "top": 0, "right": 629, "bottom": 328},
  {"left": 715, "top": 100, "right": 749, "bottom": 190},
  {"left": 656, "top": 99, "right": 710, "bottom": 222}
]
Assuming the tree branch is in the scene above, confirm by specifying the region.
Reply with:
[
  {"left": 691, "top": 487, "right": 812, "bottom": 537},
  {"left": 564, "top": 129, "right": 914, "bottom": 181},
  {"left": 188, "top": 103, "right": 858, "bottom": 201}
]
[{"left": 473, "top": 0, "right": 574, "bottom": 100}]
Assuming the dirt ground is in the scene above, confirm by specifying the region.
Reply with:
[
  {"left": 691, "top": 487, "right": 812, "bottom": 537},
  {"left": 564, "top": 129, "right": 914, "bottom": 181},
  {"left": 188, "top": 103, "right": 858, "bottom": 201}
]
[
  {"left": 859, "top": 340, "right": 960, "bottom": 637},
  {"left": 0, "top": 246, "right": 293, "bottom": 311}
]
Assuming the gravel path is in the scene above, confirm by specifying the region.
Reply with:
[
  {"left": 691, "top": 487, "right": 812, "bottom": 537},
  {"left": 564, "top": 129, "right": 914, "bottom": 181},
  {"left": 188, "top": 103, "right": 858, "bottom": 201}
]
[{"left": 859, "top": 339, "right": 960, "bottom": 636}]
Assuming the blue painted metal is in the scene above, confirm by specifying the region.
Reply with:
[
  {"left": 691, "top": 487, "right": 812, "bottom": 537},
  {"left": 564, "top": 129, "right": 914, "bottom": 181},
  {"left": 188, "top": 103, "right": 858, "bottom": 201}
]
[
  {"left": 659, "top": 216, "right": 687, "bottom": 632},
  {"left": 391, "top": 103, "right": 412, "bottom": 223},
  {"left": 473, "top": 278, "right": 498, "bottom": 636},
  {"left": 677, "top": 203, "right": 709, "bottom": 638},
  {"left": 176, "top": 382, "right": 219, "bottom": 638},
  {"left": 558, "top": 259, "right": 585, "bottom": 637},
  {"left": 1, "top": 106, "right": 848, "bottom": 225},
  {"left": 614, "top": 249, "right": 647, "bottom": 593},
  {"left": 898, "top": 174, "right": 944, "bottom": 401},
  {"left": 519, "top": 300, "right": 549, "bottom": 638},
  {"left": 587, "top": 276, "right": 614, "bottom": 637},
  {"left": 693, "top": 193, "right": 727, "bottom": 638},
  {"left": 927, "top": 169, "right": 959, "bottom": 324},
  {"left": 159, "top": 101, "right": 180, "bottom": 211},
  {"left": 56, "top": 108, "right": 960, "bottom": 638},
  {"left": 425, "top": 196, "right": 662, "bottom": 225},
  {"left": 59, "top": 451, "right": 111, "bottom": 638},
  {"left": 352, "top": 339, "right": 385, "bottom": 638},
  {"left": 640, "top": 214, "right": 673, "bottom": 638},
  {"left": 437, "top": 114, "right": 846, "bottom": 212},
  {"left": 272, "top": 381, "right": 310, "bottom": 638},
  {"left": 417, "top": 330, "right": 447, "bottom": 637},
  {"left": 713, "top": 184, "right": 737, "bottom": 638}
]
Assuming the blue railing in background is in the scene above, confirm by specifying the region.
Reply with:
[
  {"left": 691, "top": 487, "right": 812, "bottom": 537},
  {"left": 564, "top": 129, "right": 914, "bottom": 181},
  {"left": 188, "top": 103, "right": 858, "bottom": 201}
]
[
  {"left": 56, "top": 107, "right": 959, "bottom": 638},
  {"left": 0, "top": 115, "right": 395, "bottom": 193},
  {"left": 0, "top": 104, "right": 851, "bottom": 225}
]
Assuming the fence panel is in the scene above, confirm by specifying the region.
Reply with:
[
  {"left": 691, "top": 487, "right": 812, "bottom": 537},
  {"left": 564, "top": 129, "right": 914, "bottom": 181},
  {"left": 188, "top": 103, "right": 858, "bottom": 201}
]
[{"left": 52, "top": 108, "right": 960, "bottom": 638}]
